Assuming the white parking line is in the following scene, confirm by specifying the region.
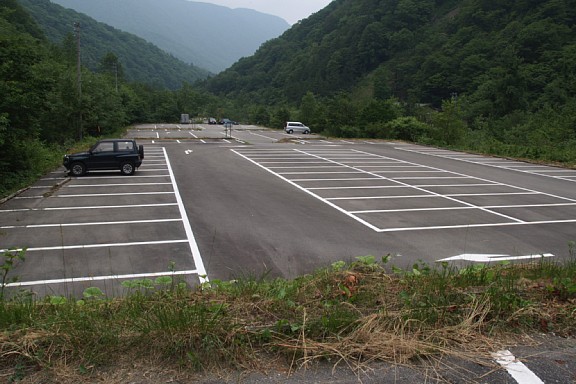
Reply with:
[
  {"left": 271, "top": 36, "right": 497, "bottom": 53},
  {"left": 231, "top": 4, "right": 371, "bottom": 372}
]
[
  {"left": 1, "top": 240, "right": 189, "bottom": 254},
  {"left": 0, "top": 204, "right": 178, "bottom": 213},
  {"left": 56, "top": 192, "right": 175, "bottom": 198},
  {"left": 351, "top": 206, "right": 476, "bottom": 214},
  {"left": 248, "top": 131, "right": 277, "bottom": 141},
  {"left": 298, "top": 149, "right": 526, "bottom": 225},
  {"left": 399, "top": 146, "right": 576, "bottom": 183},
  {"left": 493, "top": 350, "right": 545, "bottom": 384},
  {"left": 163, "top": 147, "right": 208, "bottom": 284},
  {"left": 308, "top": 185, "right": 407, "bottom": 191},
  {"left": 233, "top": 150, "right": 382, "bottom": 232},
  {"left": 6, "top": 270, "right": 200, "bottom": 288},
  {"left": 76, "top": 175, "right": 170, "bottom": 179},
  {"left": 234, "top": 148, "right": 576, "bottom": 233},
  {"left": 67, "top": 183, "right": 172, "bottom": 188},
  {"left": 0, "top": 218, "right": 181, "bottom": 229}
]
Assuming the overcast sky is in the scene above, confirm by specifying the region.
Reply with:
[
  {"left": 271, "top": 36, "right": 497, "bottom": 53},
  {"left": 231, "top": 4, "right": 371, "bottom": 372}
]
[{"left": 196, "top": 0, "right": 333, "bottom": 24}]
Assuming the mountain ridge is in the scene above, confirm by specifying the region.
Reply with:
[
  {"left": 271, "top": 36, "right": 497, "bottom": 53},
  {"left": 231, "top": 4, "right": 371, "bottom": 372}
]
[
  {"left": 18, "top": 0, "right": 211, "bottom": 89},
  {"left": 48, "top": 0, "right": 290, "bottom": 72},
  {"left": 204, "top": 0, "right": 576, "bottom": 112}
]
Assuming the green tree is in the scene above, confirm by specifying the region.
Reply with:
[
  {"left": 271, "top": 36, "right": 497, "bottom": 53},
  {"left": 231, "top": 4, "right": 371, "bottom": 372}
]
[
  {"left": 299, "top": 91, "right": 318, "bottom": 127},
  {"left": 387, "top": 116, "right": 431, "bottom": 142},
  {"left": 98, "top": 52, "right": 124, "bottom": 89},
  {"left": 431, "top": 99, "right": 467, "bottom": 146},
  {"left": 270, "top": 107, "right": 290, "bottom": 128},
  {"left": 246, "top": 105, "right": 268, "bottom": 126}
]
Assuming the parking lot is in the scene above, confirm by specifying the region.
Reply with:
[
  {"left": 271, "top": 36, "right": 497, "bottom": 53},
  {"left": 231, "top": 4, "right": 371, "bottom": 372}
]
[
  {"left": 0, "top": 146, "right": 205, "bottom": 297},
  {"left": 398, "top": 144, "right": 576, "bottom": 183},
  {"left": 126, "top": 122, "right": 323, "bottom": 144},
  {"left": 233, "top": 147, "right": 576, "bottom": 232},
  {"left": 2, "top": 125, "right": 575, "bottom": 383},
  {"left": 1, "top": 126, "right": 576, "bottom": 298}
]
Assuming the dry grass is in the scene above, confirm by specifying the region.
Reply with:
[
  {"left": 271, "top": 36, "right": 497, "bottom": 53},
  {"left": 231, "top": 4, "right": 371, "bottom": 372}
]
[{"left": 1, "top": 258, "right": 575, "bottom": 383}]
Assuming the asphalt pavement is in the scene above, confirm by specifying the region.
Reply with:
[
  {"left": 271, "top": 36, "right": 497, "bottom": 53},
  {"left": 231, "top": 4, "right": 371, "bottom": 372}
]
[{"left": 2, "top": 123, "right": 576, "bottom": 294}]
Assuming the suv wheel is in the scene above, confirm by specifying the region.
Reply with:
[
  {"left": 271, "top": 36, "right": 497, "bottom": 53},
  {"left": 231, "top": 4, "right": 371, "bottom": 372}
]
[
  {"left": 287, "top": 129, "right": 293, "bottom": 134},
  {"left": 304, "top": 130, "right": 310, "bottom": 134},
  {"left": 120, "top": 162, "right": 135, "bottom": 176},
  {"left": 70, "top": 162, "right": 86, "bottom": 176}
]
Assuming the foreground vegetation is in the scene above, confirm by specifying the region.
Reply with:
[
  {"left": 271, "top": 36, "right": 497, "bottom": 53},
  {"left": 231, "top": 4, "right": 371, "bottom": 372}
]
[{"left": 1, "top": 251, "right": 575, "bottom": 382}]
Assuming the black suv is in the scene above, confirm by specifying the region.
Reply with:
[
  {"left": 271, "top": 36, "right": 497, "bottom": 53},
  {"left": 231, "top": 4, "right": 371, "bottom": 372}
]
[{"left": 63, "top": 139, "right": 144, "bottom": 176}]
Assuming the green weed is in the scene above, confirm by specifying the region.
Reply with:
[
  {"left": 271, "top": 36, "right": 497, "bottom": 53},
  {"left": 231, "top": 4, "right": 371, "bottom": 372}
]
[
  {"left": 0, "top": 252, "right": 574, "bottom": 381},
  {"left": 0, "top": 247, "right": 26, "bottom": 301}
]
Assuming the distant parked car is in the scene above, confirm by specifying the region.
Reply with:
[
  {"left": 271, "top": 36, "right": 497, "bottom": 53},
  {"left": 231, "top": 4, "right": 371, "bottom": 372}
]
[
  {"left": 284, "top": 121, "right": 310, "bottom": 134},
  {"left": 63, "top": 139, "right": 144, "bottom": 176},
  {"left": 220, "top": 118, "right": 238, "bottom": 125},
  {"left": 208, "top": 117, "right": 217, "bottom": 124}
]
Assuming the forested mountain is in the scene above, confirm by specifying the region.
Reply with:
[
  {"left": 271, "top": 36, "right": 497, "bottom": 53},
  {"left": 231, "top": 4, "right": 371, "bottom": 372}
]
[
  {"left": 205, "top": 0, "right": 576, "bottom": 111},
  {"left": 18, "top": 0, "right": 211, "bottom": 89},
  {"left": 1, "top": 0, "right": 220, "bottom": 196},
  {"left": 48, "top": 0, "right": 290, "bottom": 73},
  {"left": 203, "top": 0, "right": 576, "bottom": 165},
  {"left": 3, "top": 0, "right": 576, "bottom": 198}
]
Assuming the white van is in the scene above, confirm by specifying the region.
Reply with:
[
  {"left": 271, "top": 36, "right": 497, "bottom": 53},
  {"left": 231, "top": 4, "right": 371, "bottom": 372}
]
[{"left": 284, "top": 121, "right": 311, "bottom": 134}]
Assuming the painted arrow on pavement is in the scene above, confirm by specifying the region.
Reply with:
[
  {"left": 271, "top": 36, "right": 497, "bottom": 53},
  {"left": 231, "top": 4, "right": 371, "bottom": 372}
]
[{"left": 438, "top": 253, "right": 554, "bottom": 263}]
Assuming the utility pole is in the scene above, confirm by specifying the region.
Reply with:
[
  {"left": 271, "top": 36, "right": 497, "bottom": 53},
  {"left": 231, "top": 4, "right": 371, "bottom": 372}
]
[{"left": 74, "top": 22, "right": 83, "bottom": 140}]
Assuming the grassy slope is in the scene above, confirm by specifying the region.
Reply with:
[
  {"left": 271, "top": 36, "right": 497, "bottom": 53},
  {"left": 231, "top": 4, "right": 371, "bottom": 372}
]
[{"left": 1, "top": 254, "right": 575, "bottom": 382}]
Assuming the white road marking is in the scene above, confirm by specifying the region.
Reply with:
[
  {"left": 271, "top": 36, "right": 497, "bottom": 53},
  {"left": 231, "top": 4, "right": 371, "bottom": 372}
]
[
  {"left": 248, "top": 131, "right": 277, "bottom": 141},
  {"left": 5, "top": 270, "right": 202, "bottom": 288},
  {"left": 298, "top": 149, "right": 526, "bottom": 225},
  {"left": 291, "top": 177, "right": 393, "bottom": 182},
  {"left": 1, "top": 240, "right": 189, "bottom": 254},
  {"left": 268, "top": 166, "right": 344, "bottom": 169},
  {"left": 492, "top": 350, "right": 545, "bottom": 384},
  {"left": 438, "top": 253, "right": 554, "bottom": 262},
  {"left": 328, "top": 195, "right": 437, "bottom": 201},
  {"left": 399, "top": 146, "right": 576, "bottom": 183},
  {"left": 56, "top": 192, "right": 174, "bottom": 198},
  {"left": 163, "top": 147, "right": 208, "bottom": 284},
  {"left": 0, "top": 203, "right": 178, "bottom": 213},
  {"left": 1, "top": 218, "right": 181, "bottom": 229},
  {"left": 67, "top": 183, "right": 172, "bottom": 188},
  {"left": 351, "top": 206, "right": 476, "bottom": 214},
  {"left": 379, "top": 219, "right": 576, "bottom": 232},
  {"left": 232, "top": 150, "right": 381, "bottom": 232},
  {"left": 308, "top": 185, "right": 407, "bottom": 190},
  {"left": 233, "top": 148, "right": 576, "bottom": 233},
  {"left": 74, "top": 175, "right": 169, "bottom": 180},
  {"left": 352, "top": 203, "right": 576, "bottom": 214}
]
